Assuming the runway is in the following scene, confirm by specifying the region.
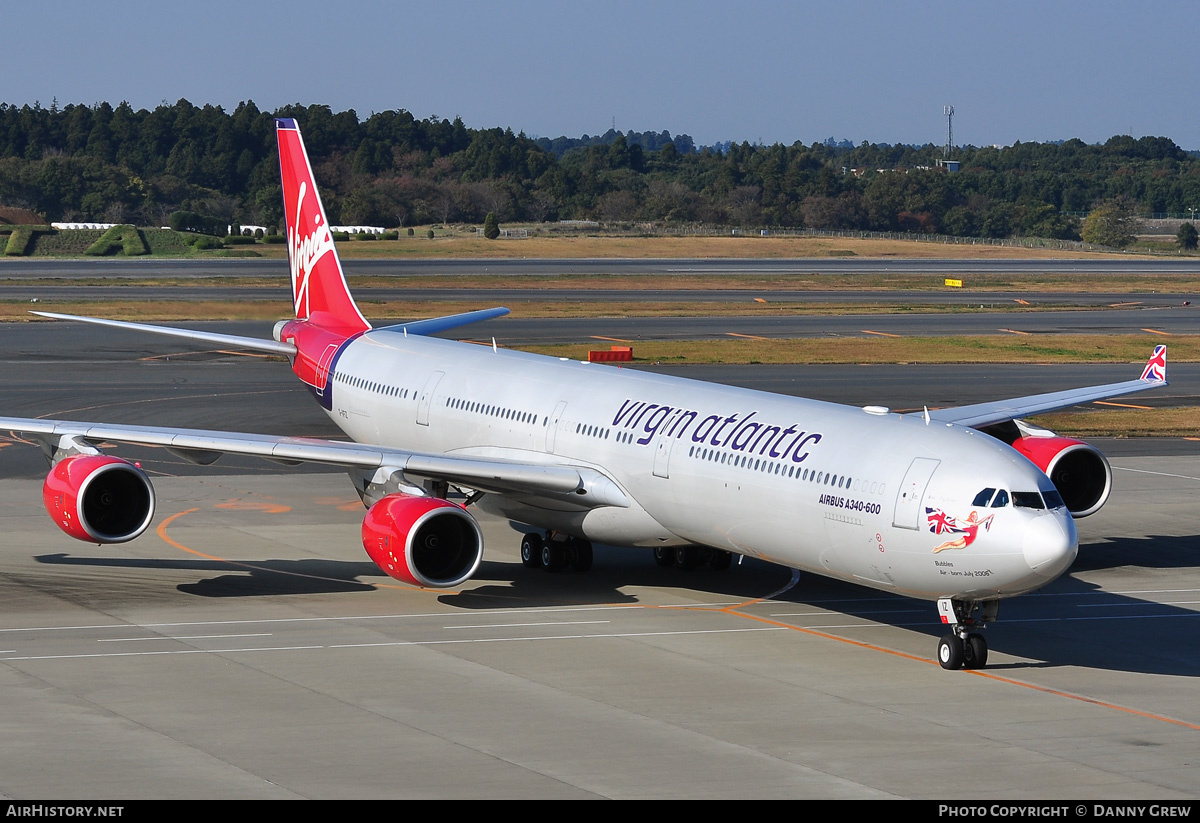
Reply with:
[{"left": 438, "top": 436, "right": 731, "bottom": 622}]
[{"left": 0, "top": 261, "right": 1198, "bottom": 798}]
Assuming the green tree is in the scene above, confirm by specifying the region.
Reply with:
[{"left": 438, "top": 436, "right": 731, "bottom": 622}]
[
  {"left": 1081, "top": 199, "right": 1136, "bottom": 248},
  {"left": 483, "top": 211, "right": 500, "bottom": 239},
  {"left": 1177, "top": 222, "right": 1198, "bottom": 250}
]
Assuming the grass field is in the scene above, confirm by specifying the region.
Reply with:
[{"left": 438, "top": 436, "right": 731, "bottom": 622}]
[
  {"left": 2, "top": 229, "right": 1171, "bottom": 262},
  {"left": 253, "top": 232, "right": 1156, "bottom": 261},
  {"left": 517, "top": 334, "right": 1200, "bottom": 365}
]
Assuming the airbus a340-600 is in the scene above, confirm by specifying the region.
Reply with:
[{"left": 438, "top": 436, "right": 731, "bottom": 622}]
[{"left": 1, "top": 119, "right": 1168, "bottom": 670}]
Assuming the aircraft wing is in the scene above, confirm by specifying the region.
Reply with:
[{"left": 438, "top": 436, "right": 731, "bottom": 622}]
[
  {"left": 926, "top": 345, "right": 1168, "bottom": 428},
  {"left": 0, "top": 417, "right": 629, "bottom": 507}
]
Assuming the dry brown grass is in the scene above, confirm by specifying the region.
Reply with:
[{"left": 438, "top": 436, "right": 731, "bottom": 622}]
[
  {"left": 8, "top": 301, "right": 293, "bottom": 322},
  {"left": 1029, "top": 407, "right": 1200, "bottom": 438},
  {"left": 517, "top": 334, "right": 1200, "bottom": 365},
  {"left": 260, "top": 233, "right": 1150, "bottom": 261}
]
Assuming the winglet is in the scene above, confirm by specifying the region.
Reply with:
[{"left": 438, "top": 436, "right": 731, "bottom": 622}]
[{"left": 1140, "top": 344, "right": 1167, "bottom": 382}]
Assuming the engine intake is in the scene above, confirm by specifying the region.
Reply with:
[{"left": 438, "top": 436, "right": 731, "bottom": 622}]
[
  {"left": 1012, "top": 436, "right": 1112, "bottom": 518},
  {"left": 42, "top": 454, "right": 156, "bottom": 543},
  {"left": 361, "top": 494, "right": 483, "bottom": 588}
]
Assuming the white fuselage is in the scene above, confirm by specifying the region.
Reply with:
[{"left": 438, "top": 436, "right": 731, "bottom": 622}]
[{"left": 322, "top": 329, "right": 1078, "bottom": 602}]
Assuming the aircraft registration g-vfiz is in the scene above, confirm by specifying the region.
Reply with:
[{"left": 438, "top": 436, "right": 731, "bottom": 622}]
[{"left": 1, "top": 119, "right": 1169, "bottom": 670}]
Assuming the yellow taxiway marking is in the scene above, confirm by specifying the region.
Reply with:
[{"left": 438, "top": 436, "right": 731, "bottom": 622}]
[
  {"left": 725, "top": 332, "right": 770, "bottom": 340},
  {"left": 590, "top": 335, "right": 634, "bottom": 343},
  {"left": 1142, "top": 328, "right": 1172, "bottom": 336},
  {"left": 753, "top": 298, "right": 768, "bottom": 304},
  {"left": 1110, "top": 301, "right": 1143, "bottom": 307},
  {"left": 861, "top": 330, "right": 900, "bottom": 338},
  {"left": 1014, "top": 299, "right": 1030, "bottom": 305},
  {"left": 1094, "top": 400, "right": 1153, "bottom": 410},
  {"left": 1000, "top": 328, "right": 1032, "bottom": 335}
]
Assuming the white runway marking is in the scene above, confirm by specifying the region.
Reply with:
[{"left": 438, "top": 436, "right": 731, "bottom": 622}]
[
  {"left": 97, "top": 633, "right": 274, "bottom": 642},
  {"left": 2, "top": 626, "right": 785, "bottom": 661}
]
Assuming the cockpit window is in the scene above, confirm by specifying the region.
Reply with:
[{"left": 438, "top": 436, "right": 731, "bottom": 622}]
[
  {"left": 990, "top": 489, "right": 1009, "bottom": 508},
  {"left": 972, "top": 488, "right": 996, "bottom": 507},
  {"left": 1012, "top": 491, "right": 1046, "bottom": 510},
  {"left": 1042, "top": 489, "right": 1066, "bottom": 509}
]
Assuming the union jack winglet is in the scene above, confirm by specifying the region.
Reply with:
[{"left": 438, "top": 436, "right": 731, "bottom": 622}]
[
  {"left": 276, "top": 119, "right": 370, "bottom": 336},
  {"left": 1140, "top": 344, "right": 1167, "bottom": 382}
]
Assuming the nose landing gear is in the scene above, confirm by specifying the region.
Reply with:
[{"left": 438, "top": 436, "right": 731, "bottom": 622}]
[{"left": 936, "top": 598, "right": 996, "bottom": 670}]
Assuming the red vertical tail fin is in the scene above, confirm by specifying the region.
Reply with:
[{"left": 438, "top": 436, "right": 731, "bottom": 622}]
[{"left": 276, "top": 118, "right": 370, "bottom": 336}]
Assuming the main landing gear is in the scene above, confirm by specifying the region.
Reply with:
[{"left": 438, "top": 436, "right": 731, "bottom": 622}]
[
  {"left": 521, "top": 532, "right": 593, "bottom": 573},
  {"left": 936, "top": 598, "right": 997, "bottom": 670},
  {"left": 653, "top": 545, "right": 734, "bottom": 571}
]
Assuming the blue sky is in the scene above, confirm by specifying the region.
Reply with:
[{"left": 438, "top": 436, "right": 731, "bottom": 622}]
[{"left": 7, "top": 1, "right": 1197, "bottom": 149}]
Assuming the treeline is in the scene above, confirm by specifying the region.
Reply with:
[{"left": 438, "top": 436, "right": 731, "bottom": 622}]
[{"left": 1, "top": 99, "right": 1198, "bottom": 242}]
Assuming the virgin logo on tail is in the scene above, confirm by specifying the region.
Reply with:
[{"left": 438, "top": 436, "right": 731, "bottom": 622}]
[
  {"left": 288, "top": 181, "right": 336, "bottom": 319},
  {"left": 276, "top": 119, "right": 370, "bottom": 336}
]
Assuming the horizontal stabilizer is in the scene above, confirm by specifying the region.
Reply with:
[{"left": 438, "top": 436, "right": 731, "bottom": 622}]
[
  {"left": 377, "top": 307, "right": 511, "bottom": 336},
  {"left": 31, "top": 312, "right": 297, "bottom": 356}
]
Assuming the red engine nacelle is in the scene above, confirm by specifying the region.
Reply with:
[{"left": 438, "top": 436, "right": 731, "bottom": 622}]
[
  {"left": 1012, "top": 436, "right": 1112, "bottom": 518},
  {"left": 361, "top": 494, "right": 483, "bottom": 588},
  {"left": 42, "top": 454, "right": 156, "bottom": 543}
]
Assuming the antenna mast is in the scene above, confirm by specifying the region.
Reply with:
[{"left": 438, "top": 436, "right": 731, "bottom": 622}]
[{"left": 944, "top": 104, "right": 954, "bottom": 159}]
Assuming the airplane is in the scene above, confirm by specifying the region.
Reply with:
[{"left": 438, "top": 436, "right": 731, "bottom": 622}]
[{"left": 1, "top": 118, "right": 1170, "bottom": 671}]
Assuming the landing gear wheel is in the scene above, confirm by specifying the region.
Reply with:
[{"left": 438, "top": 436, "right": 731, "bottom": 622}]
[
  {"left": 937, "top": 634, "right": 965, "bottom": 670},
  {"left": 569, "top": 539, "right": 593, "bottom": 572},
  {"left": 653, "top": 546, "right": 675, "bottom": 567},
  {"left": 520, "top": 533, "right": 543, "bottom": 569},
  {"left": 675, "top": 546, "right": 700, "bottom": 570},
  {"left": 708, "top": 549, "right": 733, "bottom": 571},
  {"left": 540, "top": 541, "right": 565, "bottom": 572},
  {"left": 963, "top": 633, "right": 988, "bottom": 669}
]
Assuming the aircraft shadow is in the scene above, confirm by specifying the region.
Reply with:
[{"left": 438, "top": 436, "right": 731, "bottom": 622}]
[
  {"left": 34, "top": 536, "right": 1200, "bottom": 677},
  {"left": 1072, "top": 532, "right": 1200, "bottom": 573},
  {"left": 761, "top": 550, "right": 1200, "bottom": 678},
  {"left": 34, "top": 553, "right": 382, "bottom": 596}
]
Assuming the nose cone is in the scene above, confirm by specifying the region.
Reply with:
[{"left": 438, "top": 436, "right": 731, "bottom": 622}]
[{"left": 1023, "top": 511, "right": 1078, "bottom": 581}]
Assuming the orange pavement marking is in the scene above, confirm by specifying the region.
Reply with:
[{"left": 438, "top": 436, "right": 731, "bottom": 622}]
[
  {"left": 155, "top": 507, "right": 419, "bottom": 591},
  {"left": 213, "top": 499, "right": 292, "bottom": 514},
  {"left": 712, "top": 607, "right": 1200, "bottom": 730}
]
